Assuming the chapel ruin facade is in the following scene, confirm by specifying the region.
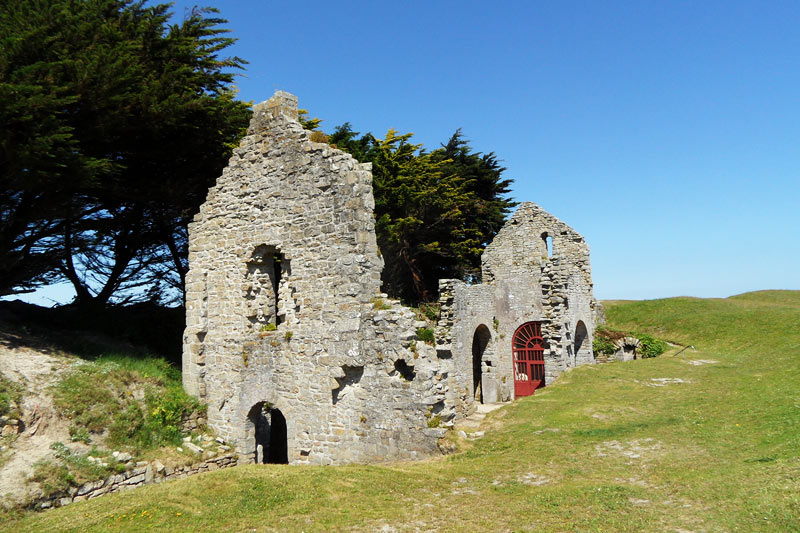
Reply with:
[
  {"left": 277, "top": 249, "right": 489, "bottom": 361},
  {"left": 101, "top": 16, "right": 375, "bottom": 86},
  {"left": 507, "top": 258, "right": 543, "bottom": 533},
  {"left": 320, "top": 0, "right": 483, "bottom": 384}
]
[
  {"left": 435, "top": 203, "right": 597, "bottom": 413},
  {"left": 182, "top": 91, "right": 597, "bottom": 465}
]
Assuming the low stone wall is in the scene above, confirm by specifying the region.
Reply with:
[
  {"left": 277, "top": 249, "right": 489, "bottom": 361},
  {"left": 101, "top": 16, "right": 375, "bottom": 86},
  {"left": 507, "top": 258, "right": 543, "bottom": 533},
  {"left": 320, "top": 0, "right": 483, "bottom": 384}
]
[{"left": 30, "top": 453, "right": 238, "bottom": 511}]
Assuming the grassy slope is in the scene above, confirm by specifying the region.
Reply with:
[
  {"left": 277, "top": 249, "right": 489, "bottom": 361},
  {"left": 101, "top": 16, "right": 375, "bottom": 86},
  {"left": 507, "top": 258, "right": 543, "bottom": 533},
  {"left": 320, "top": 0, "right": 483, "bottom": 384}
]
[{"left": 5, "top": 291, "right": 799, "bottom": 531}]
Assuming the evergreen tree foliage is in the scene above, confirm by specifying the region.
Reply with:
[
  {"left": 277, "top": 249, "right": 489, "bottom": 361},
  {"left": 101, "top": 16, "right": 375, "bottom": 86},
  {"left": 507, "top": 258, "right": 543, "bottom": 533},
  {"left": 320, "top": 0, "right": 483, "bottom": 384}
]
[
  {"left": 329, "top": 124, "right": 516, "bottom": 303},
  {"left": 1, "top": 1, "right": 513, "bottom": 308},
  {"left": 430, "top": 130, "right": 516, "bottom": 280},
  {"left": 0, "top": 0, "right": 251, "bottom": 306}
]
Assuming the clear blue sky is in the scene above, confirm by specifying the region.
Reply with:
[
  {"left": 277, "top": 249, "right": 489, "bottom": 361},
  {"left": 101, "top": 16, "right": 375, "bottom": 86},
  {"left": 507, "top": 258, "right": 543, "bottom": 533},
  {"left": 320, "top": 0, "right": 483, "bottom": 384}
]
[{"left": 15, "top": 0, "right": 800, "bottom": 305}]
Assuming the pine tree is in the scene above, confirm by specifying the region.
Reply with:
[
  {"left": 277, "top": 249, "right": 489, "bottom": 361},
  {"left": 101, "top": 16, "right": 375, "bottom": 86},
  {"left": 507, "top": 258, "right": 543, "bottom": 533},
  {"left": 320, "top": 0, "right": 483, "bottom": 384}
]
[
  {"left": 0, "top": 1, "right": 251, "bottom": 305},
  {"left": 329, "top": 125, "right": 516, "bottom": 304}
]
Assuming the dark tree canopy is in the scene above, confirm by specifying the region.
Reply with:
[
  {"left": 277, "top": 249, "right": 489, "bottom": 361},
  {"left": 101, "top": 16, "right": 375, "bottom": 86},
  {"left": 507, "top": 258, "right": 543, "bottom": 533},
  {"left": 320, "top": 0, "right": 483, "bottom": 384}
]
[
  {"left": 329, "top": 124, "right": 516, "bottom": 304},
  {"left": 0, "top": 0, "right": 251, "bottom": 306},
  {"left": 1, "top": 1, "right": 514, "bottom": 309}
]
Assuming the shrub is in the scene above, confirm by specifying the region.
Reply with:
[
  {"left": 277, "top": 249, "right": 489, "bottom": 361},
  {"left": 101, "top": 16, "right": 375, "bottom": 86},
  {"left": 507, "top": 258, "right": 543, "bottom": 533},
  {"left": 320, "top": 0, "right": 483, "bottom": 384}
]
[
  {"left": 593, "top": 326, "right": 632, "bottom": 357},
  {"left": 32, "top": 460, "right": 74, "bottom": 497},
  {"left": 51, "top": 356, "right": 202, "bottom": 452},
  {"left": 138, "top": 386, "right": 197, "bottom": 448},
  {"left": 592, "top": 326, "right": 668, "bottom": 359},
  {"left": 636, "top": 333, "right": 668, "bottom": 358},
  {"left": 372, "top": 298, "right": 392, "bottom": 310},
  {"left": 416, "top": 327, "right": 435, "bottom": 345},
  {"left": 426, "top": 415, "right": 442, "bottom": 428},
  {"left": 593, "top": 337, "right": 617, "bottom": 356},
  {"left": 69, "top": 426, "right": 91, "bottom": 444},
  {"left": 309, "top": 130, "right": 329, "bottom": 143},
  {"left": 419, "top": 303, "right": 440, "bottom": 322}
]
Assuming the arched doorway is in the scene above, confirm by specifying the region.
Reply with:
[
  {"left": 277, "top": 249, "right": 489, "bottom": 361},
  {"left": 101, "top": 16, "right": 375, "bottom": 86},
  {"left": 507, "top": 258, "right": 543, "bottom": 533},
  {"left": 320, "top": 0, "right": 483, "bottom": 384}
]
[
  {"left": 247, "top": 402, "right": 288, "bottom": 464},
  {"left": 512, "top": 322, "right": 546, "bottom": 397},
  {"left": 472, "top": 325, "right": 491, "bottom": 403},
  {"left": 574, "top": 320, "right": 590, "bottom": 363}
]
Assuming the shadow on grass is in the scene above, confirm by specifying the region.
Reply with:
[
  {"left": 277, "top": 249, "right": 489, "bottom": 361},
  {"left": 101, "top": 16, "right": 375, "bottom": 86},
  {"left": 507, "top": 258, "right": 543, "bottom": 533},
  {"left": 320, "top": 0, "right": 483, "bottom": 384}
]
[
  {"left": 0, "top": 300, "right": 184, "bottom": 365},
  {"left": 571, "top": 419, "right": 672, "bottom": 439}
]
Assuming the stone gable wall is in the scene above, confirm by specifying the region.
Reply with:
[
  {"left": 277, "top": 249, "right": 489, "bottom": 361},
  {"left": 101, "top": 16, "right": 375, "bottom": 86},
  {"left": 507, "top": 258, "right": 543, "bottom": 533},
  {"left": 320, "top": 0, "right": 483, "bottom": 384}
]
[
  {"left": 436, "top": 203, "right": 596, "bottom": 405},
  {"left": 182, "top": 91, "right": 448, "bottom": 465}
]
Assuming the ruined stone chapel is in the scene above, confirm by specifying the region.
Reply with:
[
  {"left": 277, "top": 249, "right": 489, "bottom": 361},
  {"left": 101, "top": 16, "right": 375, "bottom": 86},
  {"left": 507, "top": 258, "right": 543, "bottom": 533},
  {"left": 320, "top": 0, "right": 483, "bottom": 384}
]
[{"left": 182, "top": 91, "right": 597, "bottom": 466}]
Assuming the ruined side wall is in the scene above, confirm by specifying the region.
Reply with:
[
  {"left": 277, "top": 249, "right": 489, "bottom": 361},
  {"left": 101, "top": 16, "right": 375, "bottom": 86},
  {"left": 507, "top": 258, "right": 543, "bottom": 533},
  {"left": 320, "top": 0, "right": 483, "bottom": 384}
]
[
  {"left": 436, "top": 280, "right": 510, "bottom": 418},
  {"left": 182, "top": 91, "right": 445, "bottom": 465}
]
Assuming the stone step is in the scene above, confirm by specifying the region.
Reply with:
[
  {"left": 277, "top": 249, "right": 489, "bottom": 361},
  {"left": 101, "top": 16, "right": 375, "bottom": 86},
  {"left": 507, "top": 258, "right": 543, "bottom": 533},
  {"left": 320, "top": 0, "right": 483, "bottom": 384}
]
[{"left": 454, "top": 402, "right": 505, "bottom": 432}]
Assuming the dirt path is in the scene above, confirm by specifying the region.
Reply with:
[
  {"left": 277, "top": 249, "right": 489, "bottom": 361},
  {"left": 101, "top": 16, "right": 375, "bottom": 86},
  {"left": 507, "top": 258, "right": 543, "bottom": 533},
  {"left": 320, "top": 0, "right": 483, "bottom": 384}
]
[{"left": 0, "top": 342, "right": 75, "bottom": 507}]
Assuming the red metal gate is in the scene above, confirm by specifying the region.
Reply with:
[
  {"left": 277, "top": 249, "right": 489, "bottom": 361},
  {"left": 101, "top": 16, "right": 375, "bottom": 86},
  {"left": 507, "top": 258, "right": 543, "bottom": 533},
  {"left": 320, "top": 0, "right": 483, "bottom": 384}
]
[{"left": 512, "top": 322, "right": 545, "bottom": 397}]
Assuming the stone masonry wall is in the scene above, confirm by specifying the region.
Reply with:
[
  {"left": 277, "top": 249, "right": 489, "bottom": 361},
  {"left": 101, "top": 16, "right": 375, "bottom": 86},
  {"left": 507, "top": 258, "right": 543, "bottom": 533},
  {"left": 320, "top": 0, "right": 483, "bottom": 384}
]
[
  {"left": 437, "top": 203, "right": 596, "bottom": 409},
  {"left": 183, "top": 91, "right": 447, "bottom": 466},
  {"left": 435, "top": 279, "right": 507, "bottom": 419},
  {"left": 183, "top": 90, "right": 596, "bottom": 467},
  {"left": 30, "top": 454, "right": 238, "bottom": 511}
]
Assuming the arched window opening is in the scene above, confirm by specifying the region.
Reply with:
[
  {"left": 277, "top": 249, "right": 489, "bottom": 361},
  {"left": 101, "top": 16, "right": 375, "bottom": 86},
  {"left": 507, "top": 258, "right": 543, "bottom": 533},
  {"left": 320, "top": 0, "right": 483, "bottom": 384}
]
[
  {"left": 512, "top": 321, "right": 546, "bottom": 397},
  {"left": 245, "top": 245, "right": 290, "bottom": 331},
  {"left": 248, "top": 402, "right": 288, "bottom": 464},
  {"left": 541, "top": 232, "right": 553, "bottom": 258},
  {"left": 471, "top": 325, "right": 492, "bottom": 403}
]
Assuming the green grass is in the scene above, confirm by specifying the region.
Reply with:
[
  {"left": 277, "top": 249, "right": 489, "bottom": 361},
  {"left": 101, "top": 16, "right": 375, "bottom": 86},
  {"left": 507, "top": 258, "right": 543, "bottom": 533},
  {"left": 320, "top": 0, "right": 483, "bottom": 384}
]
[
  {"left": 416, "top": 327, "right": 435, "bottom": 345},
  {"left": 4, "top": 290, "right": 800, "bottom": 531},
  {"left": 22, "top": 354, "right": 207, "bottom": 499},
  {"left": 0, "top": 374, "right": 23, "bottom": 419},
  {"left": 51, "top": 354, "right": 204, "bottom": 452}
]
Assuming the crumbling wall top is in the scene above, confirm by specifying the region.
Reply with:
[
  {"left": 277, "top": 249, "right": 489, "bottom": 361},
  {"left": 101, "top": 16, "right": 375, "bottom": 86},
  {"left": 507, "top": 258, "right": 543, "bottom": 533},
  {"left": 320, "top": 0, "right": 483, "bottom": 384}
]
[
  {"left": 249, "top": 90, "right": 300, "bottom": 133},
  {"left": 482, "top": 202, "right": 590, "bottom": 283}
]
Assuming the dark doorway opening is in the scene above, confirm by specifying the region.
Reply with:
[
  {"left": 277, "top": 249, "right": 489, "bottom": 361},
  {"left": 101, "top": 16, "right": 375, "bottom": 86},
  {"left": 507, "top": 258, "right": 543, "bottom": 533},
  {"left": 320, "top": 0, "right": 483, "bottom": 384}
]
[
  {"left": 248, "top": 402, "right": 288, "bottom": 464},
  {"left": 472, "top": 325, "right": 491, "bottom": 403},
  {"left": 574, "top": 320, "right": 588, "bottom": 363}
]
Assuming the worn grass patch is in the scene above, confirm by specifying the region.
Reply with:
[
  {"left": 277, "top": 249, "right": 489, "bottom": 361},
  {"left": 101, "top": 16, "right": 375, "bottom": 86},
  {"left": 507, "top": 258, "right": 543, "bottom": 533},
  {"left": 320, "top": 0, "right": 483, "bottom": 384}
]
[
  {"left": 0, "top": 374, "right": 24, "bottom": 469},
  {"left": 4, "top": 290, "right": 799, "bottom": 531}
]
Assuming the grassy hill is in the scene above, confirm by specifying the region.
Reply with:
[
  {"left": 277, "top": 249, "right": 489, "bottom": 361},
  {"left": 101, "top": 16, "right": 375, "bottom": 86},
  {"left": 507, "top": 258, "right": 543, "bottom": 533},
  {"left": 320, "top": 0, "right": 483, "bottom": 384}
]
[{"left": 4, "top": 291, "right": 799, "bottom": 531}]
